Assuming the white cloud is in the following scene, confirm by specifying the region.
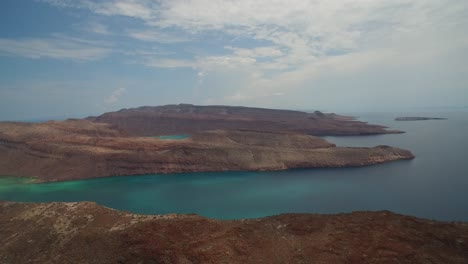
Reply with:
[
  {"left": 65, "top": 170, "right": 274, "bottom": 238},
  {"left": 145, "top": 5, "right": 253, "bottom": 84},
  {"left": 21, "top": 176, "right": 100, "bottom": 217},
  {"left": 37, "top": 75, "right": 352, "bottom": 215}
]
[
  {"left": 144, "top": 58, "right": 194, "bottom": 68},
  {"left": 104, "top": 87, "right": 126, "bottom": 104},
  {"left": 89, "top": 23, "right": 111, "bottom": 35},
  {"left": 127, "top": 29, "right": 190, "bottom": 43},
  {"left": 41, "top": 0, "right": 157, "bottom": 19},
  {"left": 0, "top": 37, "right": 111, "bottom": 61},
  {"left": 43, "top": 1, "right": 468, "bottom": 66},
  {"left": 39, "top": 0, "right": 468, "bottom": 109},
  {"left": 225, "top": 46, "right": 283, "bottom": 58}
]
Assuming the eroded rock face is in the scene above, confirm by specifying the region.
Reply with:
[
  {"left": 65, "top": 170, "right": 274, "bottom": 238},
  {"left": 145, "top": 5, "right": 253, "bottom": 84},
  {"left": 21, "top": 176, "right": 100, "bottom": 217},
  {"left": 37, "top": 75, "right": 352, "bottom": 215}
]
[
  {"left": 88, "top": 104, "right": 403, "bottom": 136},
  {"left": 0, "top": 120, "right": 413, "bottom": 182},
  {"left": 1, "top": 201, "right": 467, "bottom": 264}
]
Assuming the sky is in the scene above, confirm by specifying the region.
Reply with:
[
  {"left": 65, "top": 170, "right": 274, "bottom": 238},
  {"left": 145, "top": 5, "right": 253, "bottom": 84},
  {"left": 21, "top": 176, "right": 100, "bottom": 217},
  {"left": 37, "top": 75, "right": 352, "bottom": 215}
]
[{"left": 0, "top": 0, "right": 467, "bottom": 120}]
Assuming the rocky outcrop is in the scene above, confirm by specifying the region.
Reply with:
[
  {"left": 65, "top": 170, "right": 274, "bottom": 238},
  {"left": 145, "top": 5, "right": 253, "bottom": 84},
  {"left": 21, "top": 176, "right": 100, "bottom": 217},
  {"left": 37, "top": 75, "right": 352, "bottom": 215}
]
[
  {"left": 0, "top": 120, "right": 413, "bottom": 182},
  {"left": 1, "top": 201, "right": 467, "bottom": 264},
  {"left": 395, "top": 117, "right": 447, "bottom": 121},
  {"left": 88, "top": 104, "right": 403, "bottom": 136}
]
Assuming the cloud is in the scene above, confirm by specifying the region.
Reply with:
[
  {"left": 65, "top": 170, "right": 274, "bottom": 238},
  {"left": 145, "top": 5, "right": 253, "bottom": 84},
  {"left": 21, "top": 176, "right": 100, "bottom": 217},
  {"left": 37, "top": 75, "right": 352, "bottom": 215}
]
[
  {"left": 42, "top": 1, "right": 468, "bottom": 66},
  {"left": 37, "top": 0, "right": 468, "bottom": 110},
  {"left": 225, "top": 46, "right": 283, "bottom": 58},
  {"left": 0, "top": 36, "right": 112, "bottom": 61},
  {"left": 126, "top": 29, "right": 190, "bottom": 43},
  {"left": 144, "top": 58, "right": 194, "bottom": 68},
  {"left": 104, "top": 87, "right": 126, "bottom": 104},
  {"left": 41, "top": 0, "right": 157, "bottom": 19},
  {"left": 88, "top": 23, "right": 111, "bottom": 35}
]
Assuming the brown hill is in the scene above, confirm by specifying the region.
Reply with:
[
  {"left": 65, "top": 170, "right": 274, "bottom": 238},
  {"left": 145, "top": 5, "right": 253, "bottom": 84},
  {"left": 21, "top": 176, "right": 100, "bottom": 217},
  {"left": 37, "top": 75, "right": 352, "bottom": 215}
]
[
  {"left": 0, "top": 119, "right": 413, "bottom": 182},
  {"left": 1, "top": 201, "right": 467, "bottom": 264},
  {"left": 88, "top": 104, "right": 402, "bottom": 136}
]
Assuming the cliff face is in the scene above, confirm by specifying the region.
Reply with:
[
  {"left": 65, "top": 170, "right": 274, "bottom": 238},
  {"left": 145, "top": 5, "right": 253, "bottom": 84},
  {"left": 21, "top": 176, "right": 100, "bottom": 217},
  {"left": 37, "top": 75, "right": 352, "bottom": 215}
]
[
  {"left": 1, "top": 201, "right": 467, "bottom": 264},
  {"left": 88, "top": 104, "right": 402, "bottom": 136},
  {"left": 0, "top": 120, "right": 413, "bottom": 182}
]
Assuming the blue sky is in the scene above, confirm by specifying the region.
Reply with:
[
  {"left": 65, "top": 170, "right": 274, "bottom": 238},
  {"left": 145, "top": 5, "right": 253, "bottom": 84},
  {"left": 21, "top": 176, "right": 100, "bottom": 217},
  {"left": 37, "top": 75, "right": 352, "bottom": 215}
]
[{"left": 0, "top": 0, "right": 467, "bottom": 120}]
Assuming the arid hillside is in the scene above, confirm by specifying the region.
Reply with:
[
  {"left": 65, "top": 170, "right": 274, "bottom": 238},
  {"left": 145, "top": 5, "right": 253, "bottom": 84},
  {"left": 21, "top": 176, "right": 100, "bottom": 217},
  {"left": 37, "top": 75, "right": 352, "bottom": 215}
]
[
  {"left": 0, "top": 119, "right": 413, "bottom": 182},
  {"left": 1, "top": 201, "right": 467, "bottom": 264}
]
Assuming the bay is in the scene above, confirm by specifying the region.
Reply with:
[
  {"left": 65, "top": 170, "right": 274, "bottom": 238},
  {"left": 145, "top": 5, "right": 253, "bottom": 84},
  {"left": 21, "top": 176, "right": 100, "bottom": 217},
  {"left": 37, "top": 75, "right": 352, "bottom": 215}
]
[{"left": 1, "top": 112, "right": 467, "bottom": 221}]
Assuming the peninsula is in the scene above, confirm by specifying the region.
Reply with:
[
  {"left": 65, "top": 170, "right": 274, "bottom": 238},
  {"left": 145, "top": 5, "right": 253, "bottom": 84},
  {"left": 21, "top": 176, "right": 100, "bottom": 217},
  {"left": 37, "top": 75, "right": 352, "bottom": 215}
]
[
  {"left": 0, "top": 117, "right": 412, "bottom": 182},
  {"left": 1, "top": 201, "right": 467, "bottom": 263}
]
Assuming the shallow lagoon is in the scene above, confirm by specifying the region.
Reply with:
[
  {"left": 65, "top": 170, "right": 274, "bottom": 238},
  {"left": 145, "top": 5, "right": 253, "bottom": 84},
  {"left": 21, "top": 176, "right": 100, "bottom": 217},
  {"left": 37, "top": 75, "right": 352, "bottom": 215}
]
[{"left": 1, "top": 112, "right": 467, "bottom": 221}]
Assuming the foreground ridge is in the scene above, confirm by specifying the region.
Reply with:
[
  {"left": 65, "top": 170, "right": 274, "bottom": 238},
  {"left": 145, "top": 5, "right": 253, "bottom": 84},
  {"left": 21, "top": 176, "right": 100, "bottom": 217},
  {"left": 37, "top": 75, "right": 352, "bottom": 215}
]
[{"left": 1, "top": 201, "right": 467, "bottom": 264}]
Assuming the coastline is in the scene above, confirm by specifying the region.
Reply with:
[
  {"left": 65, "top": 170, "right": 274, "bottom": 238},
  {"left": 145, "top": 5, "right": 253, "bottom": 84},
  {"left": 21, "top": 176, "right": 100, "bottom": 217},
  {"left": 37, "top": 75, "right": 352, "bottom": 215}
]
[{"left": 0, "top": 156, "right": 415, "bottom": 184}]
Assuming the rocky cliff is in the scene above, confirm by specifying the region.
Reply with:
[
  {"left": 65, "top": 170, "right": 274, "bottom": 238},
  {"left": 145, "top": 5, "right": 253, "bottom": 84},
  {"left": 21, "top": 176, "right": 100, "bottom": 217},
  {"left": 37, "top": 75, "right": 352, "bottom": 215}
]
[{"left": 1, "top": 201, "right": 467, "bottom": 264}]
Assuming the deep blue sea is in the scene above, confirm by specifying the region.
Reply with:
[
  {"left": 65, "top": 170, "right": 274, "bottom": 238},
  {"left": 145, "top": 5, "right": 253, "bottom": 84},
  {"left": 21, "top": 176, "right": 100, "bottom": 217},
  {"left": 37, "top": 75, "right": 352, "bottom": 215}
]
[{"left": 1, "top": 112, "right": 467, "bottom": 221}]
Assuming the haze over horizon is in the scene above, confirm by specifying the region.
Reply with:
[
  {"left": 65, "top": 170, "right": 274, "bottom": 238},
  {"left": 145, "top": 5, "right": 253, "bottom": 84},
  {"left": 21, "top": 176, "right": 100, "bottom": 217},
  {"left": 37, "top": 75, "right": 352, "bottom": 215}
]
[{"left": 1, "top": 0, "right": 467, "bottom": 120}]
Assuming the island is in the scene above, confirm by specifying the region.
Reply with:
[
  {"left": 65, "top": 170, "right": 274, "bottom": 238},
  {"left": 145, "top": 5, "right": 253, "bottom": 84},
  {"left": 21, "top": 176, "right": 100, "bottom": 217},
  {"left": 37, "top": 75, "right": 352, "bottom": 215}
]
[
  {"left": 0, "top": 105, "right": 413, "bottom": 182},
  {"left": 88, "top": 104, "right": 403, "bottom": 136},
  {"left": 395, "top": 117, "right": 447, "bottom": 121},
  {"left": 1, "top": 201, "right": 467, "bottom": 263}
]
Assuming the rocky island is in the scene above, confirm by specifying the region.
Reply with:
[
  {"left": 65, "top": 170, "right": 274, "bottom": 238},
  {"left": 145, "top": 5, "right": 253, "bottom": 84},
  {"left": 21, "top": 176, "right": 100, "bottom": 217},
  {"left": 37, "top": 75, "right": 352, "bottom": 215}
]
[
  {"left": 395, "top": 117, "right": 447, "bottom": 121},
  {"left": 1, "top": 201, "right": 467, "bottom": 264},
  {"left": 0, "top": 105, "right": 413, "bottom": 182},
  {"left": 88, "top": 104, "right": 403, "bottom": 136}
]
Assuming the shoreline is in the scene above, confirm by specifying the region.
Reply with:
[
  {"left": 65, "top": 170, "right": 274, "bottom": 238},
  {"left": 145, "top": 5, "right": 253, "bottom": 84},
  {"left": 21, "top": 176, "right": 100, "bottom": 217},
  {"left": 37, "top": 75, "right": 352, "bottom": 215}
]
[
  {"left": 0, "top": 157, "right": 415, "bottom": 184},
  {"left": 0, "top": 150, "right": 414, "bottom": 183}
]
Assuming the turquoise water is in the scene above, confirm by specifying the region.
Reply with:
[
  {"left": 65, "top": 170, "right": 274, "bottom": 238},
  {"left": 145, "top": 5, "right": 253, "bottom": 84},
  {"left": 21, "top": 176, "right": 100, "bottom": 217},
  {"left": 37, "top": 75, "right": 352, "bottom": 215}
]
[
  {"left": 1, "top": 112, "right": 467, "bottom": 221},
  {"left": 155, "top": 134, "right": 190, "bottom": 140}
]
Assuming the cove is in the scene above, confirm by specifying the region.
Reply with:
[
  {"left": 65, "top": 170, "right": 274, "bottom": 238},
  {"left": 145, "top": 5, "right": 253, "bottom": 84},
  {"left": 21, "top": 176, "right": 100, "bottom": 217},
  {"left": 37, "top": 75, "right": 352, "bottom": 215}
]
[
  {"left": 1, "top": 112, "right": 467, "bottom": 221},
  {"left": 154, "top": 134, "right": 190, "bottom": 140}
]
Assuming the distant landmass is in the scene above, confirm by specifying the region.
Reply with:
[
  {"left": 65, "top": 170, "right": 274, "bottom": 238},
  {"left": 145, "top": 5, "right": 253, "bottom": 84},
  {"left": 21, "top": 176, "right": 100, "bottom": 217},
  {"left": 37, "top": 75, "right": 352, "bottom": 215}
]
[
  {"left": 87, "top": 104, "right": 403, "bottom": 136},
  {"left": 0, "top": 104, "right": 413, "bottom": 182},
  {"left": 395, "top": 117, "right": 447, "bottom": 121},
  {"left": 1, "top": 201, "right": 467, "bottom": 263}
]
